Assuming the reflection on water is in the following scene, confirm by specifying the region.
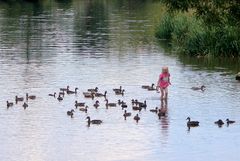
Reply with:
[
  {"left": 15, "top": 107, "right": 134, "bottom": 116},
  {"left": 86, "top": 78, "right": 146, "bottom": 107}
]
[{"left": 0, "top": 0, "right": 240, "bottom": 161}]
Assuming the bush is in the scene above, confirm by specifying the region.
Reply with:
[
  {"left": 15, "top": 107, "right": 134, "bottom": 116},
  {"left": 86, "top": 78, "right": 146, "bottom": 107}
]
[{"left": 155, "top": 12, "right": 240, "bottom": 57}]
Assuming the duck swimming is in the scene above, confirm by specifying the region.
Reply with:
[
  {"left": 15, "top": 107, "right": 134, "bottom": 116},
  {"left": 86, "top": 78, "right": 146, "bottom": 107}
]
[
  {"left": 105, "top": 99, "right": 117, "bottom": 107},
  {"left": 95, "top": 91, "right": 107, "bottom": 97},
  {"left": 48, "top": 92, "right": 56, "bottom": 97},
  {"left": 226, "top": 118, "right": 235, "bottom": 124},
  {"left": 7, "top": 101, "right": 14, "bottom": 108},
  {"left": 123, "top": 110, "right": 131, "bottom": 117},
  {"left": 26, "top": 93, "right": 36, "bottom": 100},
  {"left": 186, "top": 117, "right": 199, "bottom": 127},
  {"left": 86, "top": 116, "right": 102, "bottom": 125},
  {"left": 150, "top": 107, "right": 158, "bottom": 113},
  {"left": 88, "top": 87, "right": 98, "bottom": 93},
  {"left": 57, "top": 94, "right": 63, "bottom": 101},
  {"left": 191, "top": 85, "right": 206, "bottom": 91},
  {"left": 60, "top": 86, "right": 69, "bottom": 92},
  {"left": 75, "top": 101, "right": 85, "bottom": 107},
  {"left": 214, "top": 119, "right": 224, "bottom": 127},
  {"left": 79, "top": 106, "right": 88, "bottom": 113},
  {"left": 142, "top": 83, "right": 154, "bottom": 89},
  {"left": 22, "top": 102, "right": 28, "bottom": 109},
  {"left": 67, "top": 109, "right": 74, "bottom": 118},
  {"left": 134, "top": 114, "right": 140, "bottom": 122},
  {"left": 93, "top": 100, "right": 100, "bottom": 108},
  {"left": 67, "top": 88, "right": 78, "bottom": 94},
  {"left": 15, "top": 96, "right": 24, "bottom": 103}
]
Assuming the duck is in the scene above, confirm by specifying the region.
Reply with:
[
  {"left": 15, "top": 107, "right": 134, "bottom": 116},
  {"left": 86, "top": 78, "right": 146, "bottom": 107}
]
[
  {"left": 93, "top": 100, "right": 100, "bottom": 108},
  {"left": 147, "top": 84, "right": 156, "bottom": 91},
  {"left": 139, "top": 100, "right": 147, "bottom": 109},
  {"left": 226, "top": 118, "right": 235, "bottom": 124},
  {"left": 60, "top": 86, "right": 69, "bottom": 92},
  {"left": 79, "top": 106, "right": 88, "bottom": 113},
  {"left": 214, "top": 119, "right": 224, "bottom": 126},
  {"left": 26, "top": 93, "right": 36, "bottom": 100},
  {"left": 131, "top": 99, "right": 138, "bottom": 105},
  {"left": 105, "top": 99, "right": 117, "bottom": 107},
  {"left": 191, "top": 85, "right": 206, "bottom": 91},
  {"left": 67, "top": 87, "right": 78, "bottom": 94},
  {"left": 113, "top": 86, "right": 122, "bottom": 92},
  {"left": 83, "top": 92, "right": 94, "bottom": 99},
  {"left": 67, "top": 109, "right": 74, "bottom": 118},
  {"left": 86, "top": 116, "right": 102, "bottom": 125},
  {"left": 121, "top": 103, "right": 127, "bottom": 109},
  {"left": 158, "top": 107, "right": 167, "bottom": 118},
  {"left": 150, "top": 107, "right": 158, "bottom": 113},
  {"left": 57, "top": 94, "right": 63, "bottom": 101},
  {"left": 186, "top": 117, "right": 199, "bottom": 127},
  {"left": 132, "top": 106, "right": 142, "bottom": 112},
  {"left": 118, "top": 99, "right": 125, "bottom": 105},
  {"left": 22, "top": 102, "right": 28, "bottom": 109},
  {"left": 15, "top": 96, "right": 24, "bottom": 103},
  {"left": 7, "top": 101, "right": 14, "bottom": 108},
  {"left": 48, "top": 92, "right": 56, "bottom": 97},
  {"left": 75, "top": 101, "right": 85, "bottom": 107},
  {"left": 142, "top": 83, "right": 154, "bottom": 89},
  {"left": 123, "top": 110, "right": 131, "bottom": 117},
  {"left": 133, "top": 114, "right": 140, "bottom": 122},
  {"left": 115, "top": 89, "right": 125, "bottom": 95},
  {"left": 95, "top": 91, "right": 107, "bottom": 97},
  {"left": 87, "top": 87, "right": 98, "bottom": 93}
]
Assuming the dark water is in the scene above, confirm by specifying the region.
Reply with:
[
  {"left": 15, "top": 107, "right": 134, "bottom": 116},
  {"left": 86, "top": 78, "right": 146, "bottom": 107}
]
[{"left": 0, "top": 1, "right": 240, "bottom": 161}]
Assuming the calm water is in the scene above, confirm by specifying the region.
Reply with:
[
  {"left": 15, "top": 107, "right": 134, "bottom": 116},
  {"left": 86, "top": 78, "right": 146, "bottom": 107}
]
[{"left": 0, "top": 1, "right": 240, "bottom": 161}]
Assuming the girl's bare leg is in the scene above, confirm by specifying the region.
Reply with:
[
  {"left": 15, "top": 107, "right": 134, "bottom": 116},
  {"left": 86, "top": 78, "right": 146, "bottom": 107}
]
[{"left": 160, "top": 88, "right": 164, "bottom": 100}]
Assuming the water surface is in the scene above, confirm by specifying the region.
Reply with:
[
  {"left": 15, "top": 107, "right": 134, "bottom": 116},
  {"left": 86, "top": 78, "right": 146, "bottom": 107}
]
[{"left": 0, "top": 1, "right": 240, "bottom": 161}]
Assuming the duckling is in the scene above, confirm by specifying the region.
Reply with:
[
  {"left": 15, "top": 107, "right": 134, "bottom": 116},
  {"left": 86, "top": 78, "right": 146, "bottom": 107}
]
[
  {"left": 7, "top": 101, "right": 14, "bottom": 108},
  {"left": 191, "top": 85, "right": 206, "bottom": 91},
  {"left": 150, "top": 107, "right": 158, "bottom": 113},
  {"left": 186, "top": 117, "right": 199, "bottom": 127},
  {"left": 86, "top": 116, "right": 102, "bottom": 125},
  {"left": 134, "top": 114, "right": 140, "bottom": 122},
  {"left": 214, "top": 119, "right": 224, "bottom": 126},
  {"left": 79, "top": 106, "right": 88, "bottom": 113},
  {"left": 60, "top": 86, "right": 69, "bottom": 92},
  {"left": 87, "top": 87, "right": 98, "bottom": 93},
  {"left": 95, "top": 91, "right": 107, "bottom": 97},
  {"left": 15, "top": 96, "right": 24, "bottom": 103},
  {"left": 67, "top": 87, "right": 78, "bottom": 94},
  {"left": 93, "top": 100, "right": 100, "bottom": 108},
  {"left": 105, "top": 99, "right": 117, "bottom": 107},
  {"left": 48, "top": 92, "right": 56, "bottom": 97},
  {"left": 123, "top": 110, "right": 131, "bottom": 117},
  {"left": 67, "top": 109, "right": 74, "bottom": 118},
  {"left": 75, "top": 101, "right": 85, "bottom": 107},
  {"left": 142, "top": 83, "right": 154, "bottom": 89},
  {"left": 226, "top": 118, "right": 235, "bottom": 124},
  {"left": 113, "top": 86, "right": 122, "bottom": 92},
  {"left": 57, "top": 94, "right": 63, "bottom": 101},
  {"left": 26, "top": 93, "right": 36, "bottom": 100},
  {"left": 22, "top": 102, "right": 28, "bottom": 109}
]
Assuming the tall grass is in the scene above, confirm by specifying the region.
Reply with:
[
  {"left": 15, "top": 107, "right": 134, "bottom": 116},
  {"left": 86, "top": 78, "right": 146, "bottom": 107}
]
[{"left": 155, "top": 13, "right": 240, "bottom": 57}]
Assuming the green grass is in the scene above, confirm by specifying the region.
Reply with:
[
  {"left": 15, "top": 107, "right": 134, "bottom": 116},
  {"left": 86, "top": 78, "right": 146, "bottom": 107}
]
[{"left": 155, "top": 12, "right": 240, "bottom": 57}]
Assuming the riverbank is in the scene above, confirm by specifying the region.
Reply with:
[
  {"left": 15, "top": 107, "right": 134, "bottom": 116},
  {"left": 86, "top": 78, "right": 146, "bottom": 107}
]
[{"left": 155, "top": 12, "right": 240, "bottom": 57}]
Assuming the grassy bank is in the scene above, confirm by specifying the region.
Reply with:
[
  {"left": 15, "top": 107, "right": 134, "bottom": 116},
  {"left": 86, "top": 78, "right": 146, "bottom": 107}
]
[{"left": 155, "top": 12, "right": 240, "bottom": 57}]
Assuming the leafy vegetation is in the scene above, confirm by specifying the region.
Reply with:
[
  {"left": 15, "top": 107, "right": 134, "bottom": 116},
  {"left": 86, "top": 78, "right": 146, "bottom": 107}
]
[{"left": 156, "top": 0, "right": 240, "bottom": 57}]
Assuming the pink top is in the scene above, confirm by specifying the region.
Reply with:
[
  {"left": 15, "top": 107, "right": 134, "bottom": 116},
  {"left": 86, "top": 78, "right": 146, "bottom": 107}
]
[{"left": 158, "top": 73, "right": 170, "bottom": 88}]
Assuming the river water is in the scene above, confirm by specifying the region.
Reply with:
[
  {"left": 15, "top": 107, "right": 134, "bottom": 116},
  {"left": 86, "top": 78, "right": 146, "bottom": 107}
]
[{"left": 0, "top": 1, "right": 240, "bottom": 161}]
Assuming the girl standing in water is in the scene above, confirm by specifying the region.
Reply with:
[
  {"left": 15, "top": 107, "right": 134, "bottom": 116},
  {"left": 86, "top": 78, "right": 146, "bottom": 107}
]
[{"left": 157, "top": 67, "right": 171, "bottom": 100}]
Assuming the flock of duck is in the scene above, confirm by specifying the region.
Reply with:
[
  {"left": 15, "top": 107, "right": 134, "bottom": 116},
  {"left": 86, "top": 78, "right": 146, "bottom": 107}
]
[{"left": 5, "top": 83, "right": 237, "bottom": 128}]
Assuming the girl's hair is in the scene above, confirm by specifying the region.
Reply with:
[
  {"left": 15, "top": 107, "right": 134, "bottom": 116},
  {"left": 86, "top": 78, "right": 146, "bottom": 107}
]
[{"left": 162, "top": 66, "right": 169, "bottom": 73}]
